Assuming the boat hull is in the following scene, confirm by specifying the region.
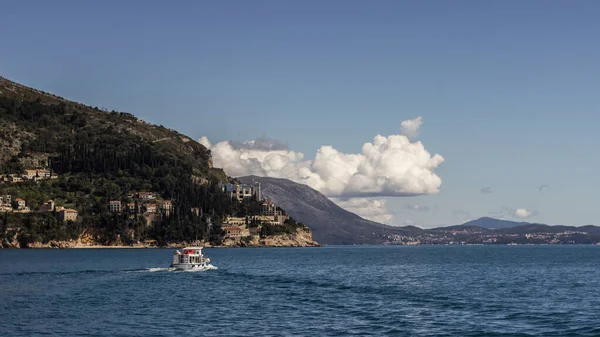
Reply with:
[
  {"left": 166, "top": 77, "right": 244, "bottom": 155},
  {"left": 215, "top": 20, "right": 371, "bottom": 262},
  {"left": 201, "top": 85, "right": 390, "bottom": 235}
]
[{"left": 170, "top": 263, "right": 209, "bottom": 270}]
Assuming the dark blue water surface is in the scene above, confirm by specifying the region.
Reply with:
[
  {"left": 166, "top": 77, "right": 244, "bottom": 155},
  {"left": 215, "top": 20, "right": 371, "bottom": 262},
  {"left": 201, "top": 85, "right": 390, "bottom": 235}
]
[{"left": 1, "top": 246, "right": 600, "bottom": 336}]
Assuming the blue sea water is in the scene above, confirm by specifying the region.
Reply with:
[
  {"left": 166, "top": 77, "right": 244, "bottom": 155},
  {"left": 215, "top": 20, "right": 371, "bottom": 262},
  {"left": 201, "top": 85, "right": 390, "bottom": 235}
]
[{"left": 1, "top": 246, "right": 600, "bottom": 336}]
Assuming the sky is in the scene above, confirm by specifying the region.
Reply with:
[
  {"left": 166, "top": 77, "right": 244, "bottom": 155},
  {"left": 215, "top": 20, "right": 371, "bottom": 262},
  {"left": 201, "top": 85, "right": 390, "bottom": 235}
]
[{"left": 2, "top": 1, "right": 600, "bottom": 227}]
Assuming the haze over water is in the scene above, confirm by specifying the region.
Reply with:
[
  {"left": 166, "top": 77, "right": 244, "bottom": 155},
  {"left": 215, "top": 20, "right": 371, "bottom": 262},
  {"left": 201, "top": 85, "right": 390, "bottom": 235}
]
[{"left": 1, "top": 246, "right": 600, "bottom": 336}]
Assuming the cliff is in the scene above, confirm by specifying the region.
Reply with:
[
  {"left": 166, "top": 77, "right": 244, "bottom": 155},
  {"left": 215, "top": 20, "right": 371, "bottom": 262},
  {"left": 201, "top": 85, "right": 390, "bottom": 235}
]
[{"left": 218, "top": 228, "right": 320, "bottom": 248}]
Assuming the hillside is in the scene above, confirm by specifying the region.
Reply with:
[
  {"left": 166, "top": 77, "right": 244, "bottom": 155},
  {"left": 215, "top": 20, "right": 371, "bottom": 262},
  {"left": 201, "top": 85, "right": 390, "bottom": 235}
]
[
  {"left": 0, "top": 76, "right": 227, "bottom": 182},
  {"left": 0, "top": 76, "right": 314, "bottom": 248},
  {"left": 238, "top": 175, "right": 423, "bottom": 244}
]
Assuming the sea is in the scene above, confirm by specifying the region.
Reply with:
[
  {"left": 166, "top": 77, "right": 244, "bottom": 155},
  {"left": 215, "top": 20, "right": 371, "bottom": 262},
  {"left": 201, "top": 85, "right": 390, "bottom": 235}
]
[{"left": 1, "top": 245, "right": 600, "bottom": 337}]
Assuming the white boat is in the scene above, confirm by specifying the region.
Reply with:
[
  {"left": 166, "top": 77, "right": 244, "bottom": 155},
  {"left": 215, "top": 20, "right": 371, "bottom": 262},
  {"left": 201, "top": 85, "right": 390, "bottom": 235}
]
[{"left": 171, "top": 247, "right": 211, "bottom": 270}]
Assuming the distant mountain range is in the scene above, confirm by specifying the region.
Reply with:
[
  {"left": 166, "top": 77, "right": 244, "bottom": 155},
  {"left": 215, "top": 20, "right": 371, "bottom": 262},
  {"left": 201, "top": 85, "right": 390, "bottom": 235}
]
[
  {"left": 460, "top": 217, "right": 531, "bottom": 229},
  {"left": 238, "top": 176, "right": 600, "bottom": 245}
]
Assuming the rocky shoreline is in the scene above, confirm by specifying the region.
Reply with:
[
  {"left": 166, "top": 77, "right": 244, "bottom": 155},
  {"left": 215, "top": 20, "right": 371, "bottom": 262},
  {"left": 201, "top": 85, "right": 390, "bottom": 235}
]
[{"left": 1, "top": 229, "right": 321, "bottom": 249}]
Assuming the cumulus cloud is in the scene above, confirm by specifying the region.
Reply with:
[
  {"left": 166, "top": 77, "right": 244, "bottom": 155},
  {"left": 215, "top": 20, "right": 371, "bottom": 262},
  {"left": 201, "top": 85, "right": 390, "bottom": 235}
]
[
  {"left": 199, "top": 117, "right": 444, "bottom": 198},
  {"left": 400, "top": 116, "right": 423, "bottom": 139},
  {"left": 404, "top": 204, "right": 431, "bottom": 212},
  {"left": 331, "top": 198, "right": 395, "bottom": 224},
  {"left": 491, "top": 207, "right": 539, "bottom": 220},
  {"left": 480, "top": 187, "right": 493, "bottom": 194},
  {"left": 514, "top": 208, "right": 531, "bottom": 218}
]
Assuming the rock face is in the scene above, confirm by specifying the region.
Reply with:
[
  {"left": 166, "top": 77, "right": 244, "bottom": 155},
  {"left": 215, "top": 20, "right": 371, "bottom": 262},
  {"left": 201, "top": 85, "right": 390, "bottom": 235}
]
[
  {"left": 238, "top": 175, "right": 423, "bottom": 245},
  {"left": 220, "top": 229, "right": 320, "bottom": 248}
]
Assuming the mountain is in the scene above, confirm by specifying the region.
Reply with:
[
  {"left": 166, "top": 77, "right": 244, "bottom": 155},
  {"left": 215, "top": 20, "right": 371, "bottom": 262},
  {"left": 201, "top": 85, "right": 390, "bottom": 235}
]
[
  {"left": 459, "top": 217, "right": 531, "bottom": 229},
  {"left": 238, "top": 175, "right": 423, "bottom": 245}
]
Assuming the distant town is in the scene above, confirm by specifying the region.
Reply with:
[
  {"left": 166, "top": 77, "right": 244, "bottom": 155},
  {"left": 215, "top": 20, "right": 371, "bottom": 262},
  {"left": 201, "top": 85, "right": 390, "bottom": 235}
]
[{"left": 385, "top": 226, "right": 600, "bottom": 245}]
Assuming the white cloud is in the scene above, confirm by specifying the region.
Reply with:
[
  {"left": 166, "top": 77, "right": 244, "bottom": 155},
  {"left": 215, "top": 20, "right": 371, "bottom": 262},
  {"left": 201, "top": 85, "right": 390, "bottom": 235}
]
[
  {"left": 491, "top": 207, "right": 539, "bottom": 220},
  {"left": 331, "top": 198, "right": 395, "bottom": 224},
  {"left": 515, "top": 208, "right": 532, "bottom": 218},
  {"left": 199, "top": 117, "right": 444, "bottom": 198},
  {"left": 400, "top": 116, "right": 423, "bottom": 139}
]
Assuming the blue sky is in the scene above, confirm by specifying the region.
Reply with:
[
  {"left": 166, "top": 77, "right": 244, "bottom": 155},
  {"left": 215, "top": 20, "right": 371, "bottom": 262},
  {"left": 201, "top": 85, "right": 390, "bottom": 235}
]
[{"left": 2, "top": 1, "right": 599, "bottom": 227}]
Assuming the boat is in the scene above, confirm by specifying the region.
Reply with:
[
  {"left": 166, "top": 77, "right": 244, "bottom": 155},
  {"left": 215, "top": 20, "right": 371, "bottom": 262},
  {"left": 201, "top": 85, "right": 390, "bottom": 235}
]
[{"left": 170, "top": 247, "right": 211, "bottom": 270}]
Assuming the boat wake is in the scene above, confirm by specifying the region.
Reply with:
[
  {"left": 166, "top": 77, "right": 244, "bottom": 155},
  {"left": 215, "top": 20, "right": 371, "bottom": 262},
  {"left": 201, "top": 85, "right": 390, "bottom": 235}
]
[
  {"left": 181, "top": 264, "right": 218, "bottom": 272},
  {"left": 139, "top": 264, "right": 218, "bottom": 273}
]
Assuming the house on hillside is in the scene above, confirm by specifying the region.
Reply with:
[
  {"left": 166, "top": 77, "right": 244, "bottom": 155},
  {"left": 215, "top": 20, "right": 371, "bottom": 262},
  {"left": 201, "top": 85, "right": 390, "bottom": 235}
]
[
  {"left": 137, "top": 192, "right": 155, "bottom": 201},
  {"left": 126, "top": 202, "right": 137, "bottom": 214},
  {"left": 158, "top": 200, "right": 173, "bottom": 216},
  {"left": 109, "top": 200, "right": 122, "bottom": 213},
  {"left": 220, "top": 182, "right": 261, "bottom": 202},
  {"left": 40, "top": 200, "right": 55, "bottom": 212},
  {"left": 224, "top": 226, "right": 250, "bottom": 238},
  {"left": 1, "top": 195, "right": 11, "bottom": 205},
  {"left": 58, "top": 209, "right": 78, "bottom": 222},
  {"left": 37, "top": 169, "right": 51, "bottom": 178},
  {"left": 145, "top": 203, "right": 157, "bottom": 214},
  {"left": 24, "top": 169, "right": 37, "bottom": 180},
  {"left": 8, "top": 175, "right": 22, "bottom": 183},
  {"left": 15, "top": 198, "right": 26, "bottom": 210},
  {"left": 0, "top": 195, "right": 12, "bottom": 212},
  {"left": 223, "top": 216, "right": 247, "bottom": 226}
]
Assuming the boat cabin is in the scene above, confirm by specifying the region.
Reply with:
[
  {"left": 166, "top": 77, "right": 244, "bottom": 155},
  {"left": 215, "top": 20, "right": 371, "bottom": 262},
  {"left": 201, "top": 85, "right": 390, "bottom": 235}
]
[{"left": 173, "top": 247, "right": 205, "bottom": 265}]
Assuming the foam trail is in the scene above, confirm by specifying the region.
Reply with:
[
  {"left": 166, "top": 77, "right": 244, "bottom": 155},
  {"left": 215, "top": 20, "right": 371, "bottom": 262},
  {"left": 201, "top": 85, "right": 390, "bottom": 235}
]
[
  {"left": 183, "top": 264, "right": 218, "bottom": 272},
  {"left": 147, "top": 267, "right": 172, "bottom": 272}
]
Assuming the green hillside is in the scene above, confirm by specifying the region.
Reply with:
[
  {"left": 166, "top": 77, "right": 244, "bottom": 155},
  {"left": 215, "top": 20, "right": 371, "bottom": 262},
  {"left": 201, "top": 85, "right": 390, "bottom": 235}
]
[{"left": 0, "top": 76, "right": 280, "bottom": 247}]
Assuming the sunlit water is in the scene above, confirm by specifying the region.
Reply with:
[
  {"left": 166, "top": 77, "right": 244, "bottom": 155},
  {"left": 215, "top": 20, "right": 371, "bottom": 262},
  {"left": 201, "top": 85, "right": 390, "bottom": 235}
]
[{"left": 1, "top": 246, "right": 600, "bottom": 336}]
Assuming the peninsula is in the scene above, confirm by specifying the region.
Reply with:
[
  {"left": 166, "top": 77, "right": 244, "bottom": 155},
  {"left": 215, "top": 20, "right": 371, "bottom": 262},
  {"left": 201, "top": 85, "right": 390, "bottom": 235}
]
[{"left": 0, "top": 77, "right": 319, "bottom": 248}]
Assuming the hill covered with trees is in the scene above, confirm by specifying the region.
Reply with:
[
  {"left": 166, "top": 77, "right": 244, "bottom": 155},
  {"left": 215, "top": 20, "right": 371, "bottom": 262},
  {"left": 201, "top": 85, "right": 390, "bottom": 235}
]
[{"left": 0, "top": 76, "right": 316, "bottom": 248}]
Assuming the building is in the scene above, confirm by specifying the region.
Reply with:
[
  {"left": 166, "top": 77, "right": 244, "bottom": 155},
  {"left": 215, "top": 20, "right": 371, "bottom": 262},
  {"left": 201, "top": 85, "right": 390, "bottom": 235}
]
[
  {"left": 59, "top": 209, "right": 78, "bottom": 222},
  {"left": 224, "top": 226, "right": 250, "bottom": 238},
  {"left": 252, "top": 215, "right": 285, "bottom": 226},
  {"left": 8, "top": 175, "right": 22, "bottom": 183},
  {"left": 24, "top": 169, "right": 37, "bottom": 180},
  {"left": 223, "top": 216, "right": 247, "bottom": 226},
  {"left": 262, "top": 200, "right": 279, "bottom": 216},
  {"left": 37, "top": 169, "right": 51, "bottom": 178},
  {"left": 109, "top": 201, "right": 122, "bottom": 213},
  {"left": 137, "top": 192, "right": 155, "bottom": 201},
  {"left": 158, "top": 200, "right": 173, "bottom": 216},
  {"left": 15, "top": 198, "right": 26, "bottom": 210},
  {"left": 145, "top": 203, "right": 157, "bottom": 213},
  {"left": 220, "top": 182, "right": 261, "bottom": 202},
  {"left": 127, "top": 202, "right": 137, "bottom": 214},
  {"left": 40, "top": 200, "right": 55, "bottom": 212},
  {"left": 0, "top": 195, "right": 12, "bottom": 212},
  {"left": 2, "top": 195, "right": 11, "bottom": 205}
]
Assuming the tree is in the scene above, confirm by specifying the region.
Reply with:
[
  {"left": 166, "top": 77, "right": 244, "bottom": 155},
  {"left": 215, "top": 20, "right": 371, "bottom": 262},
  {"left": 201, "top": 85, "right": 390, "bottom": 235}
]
[{"left": 1, "top": 212, "right": 7, "bottom": 243}]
